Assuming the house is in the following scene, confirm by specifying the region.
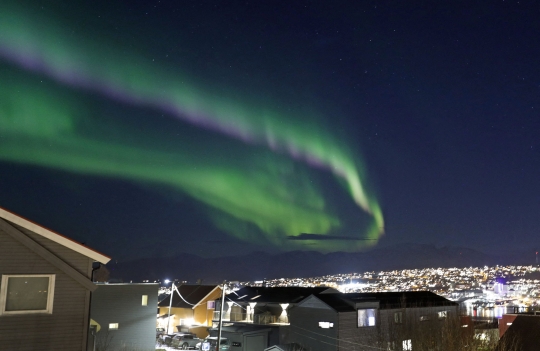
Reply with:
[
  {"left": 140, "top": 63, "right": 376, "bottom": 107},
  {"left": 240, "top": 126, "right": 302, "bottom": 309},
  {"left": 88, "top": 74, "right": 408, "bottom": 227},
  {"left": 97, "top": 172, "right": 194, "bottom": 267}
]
[
  {"left": 213, "top": 286, "right": 339, "bottom": 350},
  {"left": 157, "top": 284, "right": 221, "bottom": 338},
  {"left": 0, "top": 206, "right": 110, "bottom": 350},
  {"left": 219, "top": 286, "right": 338, "bottom": 326},
  {"left": 497, "top": 314, "right": 540, "bottom": 351},
  {"left": 89, "top": 283, "right": 159, "bottom": 351},
  {"left": 288, "top": 291, "right": 459, "bottom": 351}
]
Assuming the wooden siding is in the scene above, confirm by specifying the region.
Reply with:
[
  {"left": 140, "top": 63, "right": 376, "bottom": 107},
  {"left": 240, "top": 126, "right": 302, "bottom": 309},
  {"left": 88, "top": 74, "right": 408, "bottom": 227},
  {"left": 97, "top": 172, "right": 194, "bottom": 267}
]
[
  {"left": 288, "top": 306, "right": 338, "bottom": 351},
  {"left": 0, "top": 228, "right": 93, "bottom": 351},
  {"left": 337, "top": 306, "right": 461, "bottom": 351},
  {"left": 9, "top": 222, "right": 93, "bottom": 278},
  {"left": 339, "top": 311, "right": 374, "bottom": 351},
  {"left": 192, "top": 288, "right": 221, "bottom": 338},
  {"left": 90, "top": 284, "right": 159, "bottom": 351}
]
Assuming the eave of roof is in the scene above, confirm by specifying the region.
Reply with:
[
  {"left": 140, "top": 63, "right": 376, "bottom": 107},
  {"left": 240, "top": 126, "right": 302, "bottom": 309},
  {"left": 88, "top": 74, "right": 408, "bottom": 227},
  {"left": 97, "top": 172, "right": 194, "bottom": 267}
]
[
  {"left": 0, "top": 206, "right": 111, "bottom": 264},
  {"left": 192, "top": 285, "right": 221, "bottom": 309}
]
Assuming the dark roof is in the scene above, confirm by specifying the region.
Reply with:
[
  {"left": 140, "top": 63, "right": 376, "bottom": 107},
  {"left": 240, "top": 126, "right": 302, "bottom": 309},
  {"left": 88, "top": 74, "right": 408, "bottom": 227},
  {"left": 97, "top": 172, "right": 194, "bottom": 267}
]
[
  {"left": 158, "top": 284, "right": 219, "bottom": 308},
  {"left": 497, "top": 315, "right": 540, "bottom": 351},
  {"left": 310, "top": 293, "right": 357, "bottom": 312},
  {"left": 312, "top": 291, "right": 457, "bottom": 312},
  {"left": 227, "top": 287, "right": 335, "bottom": 304}
]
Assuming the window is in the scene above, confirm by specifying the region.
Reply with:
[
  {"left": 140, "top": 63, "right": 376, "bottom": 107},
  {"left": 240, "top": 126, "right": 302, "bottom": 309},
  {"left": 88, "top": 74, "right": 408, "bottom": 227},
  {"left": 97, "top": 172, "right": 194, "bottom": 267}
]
[
  {"left": 142, "top": 295, "right": 148, "bottom": 306},
  {"left": 318, "top": 321, "right": 334, "bottom": 328},
  {"left": 420, "top": 315, "right": 430, "bottom": 321},
  {"left": 402, "top": 339, "right": 412, "bottom": 351},
  {"left": 394, "top": 311, "right": 403, "bottom": 324},
  {"left": 438, "top": 311, "right": 447, "bottom": 319},
  {"left": 0, "top": 274, "right": 55, "bottom": 315},
  {"left": 207, "top": 300, "right": 216, "bottom": 309},
  {"left": 109, "top": 323, "right": 119, "bottom": 330},
  {"left": 358, "top": 309, "right": 376, "bottom": 327}
]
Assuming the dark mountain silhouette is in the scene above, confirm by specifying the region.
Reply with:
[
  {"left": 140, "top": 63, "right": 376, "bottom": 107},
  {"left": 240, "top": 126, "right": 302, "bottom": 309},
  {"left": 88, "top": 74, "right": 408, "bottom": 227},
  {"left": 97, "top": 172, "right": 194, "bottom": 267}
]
[{"left": 107, "top": 244, "right": 536, "bottom": 284}]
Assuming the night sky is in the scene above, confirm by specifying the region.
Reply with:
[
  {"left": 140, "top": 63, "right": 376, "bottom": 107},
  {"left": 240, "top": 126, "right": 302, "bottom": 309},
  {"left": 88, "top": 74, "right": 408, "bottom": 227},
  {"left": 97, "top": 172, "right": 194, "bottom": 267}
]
[{"left": 0, "top": 0, "right": 538, "bottom": 261}]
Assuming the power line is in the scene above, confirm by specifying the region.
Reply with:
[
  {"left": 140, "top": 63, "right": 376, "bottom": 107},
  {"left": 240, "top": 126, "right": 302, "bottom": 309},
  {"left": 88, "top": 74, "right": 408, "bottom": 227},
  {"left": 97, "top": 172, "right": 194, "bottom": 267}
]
[
  {"left": 290, "top": 324, "right": 389, "bottom": 351},
  {"left": 222, "top": 296, "right": 389, "bottom": 351},
  {"left": 172, "top": 284, "right": 197, "bottom": 306}
]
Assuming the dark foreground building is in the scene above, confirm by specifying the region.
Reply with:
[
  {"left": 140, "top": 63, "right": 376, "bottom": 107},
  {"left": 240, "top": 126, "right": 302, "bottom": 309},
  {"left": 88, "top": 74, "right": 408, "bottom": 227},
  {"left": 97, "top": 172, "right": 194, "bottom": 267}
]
[
  {"left": 89, "top": 283, "right": 159, "bottom": 351},
  {"left": 288, "top": 291, "right": 459, "bottom": 351},
  {"left": 0, "top": 206, "right": 110, "bottom": 350}
]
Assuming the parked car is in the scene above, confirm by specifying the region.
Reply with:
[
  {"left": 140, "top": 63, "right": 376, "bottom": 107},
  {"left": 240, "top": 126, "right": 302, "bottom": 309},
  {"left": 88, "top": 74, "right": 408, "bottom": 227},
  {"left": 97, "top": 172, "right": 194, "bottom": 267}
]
[
  {"left": 196, "top": 337, "right": 230, "bottom": 351},
  {"left": 156, "top": 327, "right": 166, "bottom": 339},
  {"left": 158, "top": 333, "right": 175, "bottom": 346},
  {"left": 170, "top": 333, "right": 201, "bottom": 349}
]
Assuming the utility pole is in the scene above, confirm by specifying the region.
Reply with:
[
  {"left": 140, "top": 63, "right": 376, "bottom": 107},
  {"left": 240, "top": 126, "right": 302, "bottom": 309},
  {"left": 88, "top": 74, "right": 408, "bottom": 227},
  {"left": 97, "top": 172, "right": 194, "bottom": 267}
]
[
  {"left": 216, "top": 281, "right": 226, "bottom": 351},
  {"left": 166, "top": 280, "right": 175, "bottom": 334}
]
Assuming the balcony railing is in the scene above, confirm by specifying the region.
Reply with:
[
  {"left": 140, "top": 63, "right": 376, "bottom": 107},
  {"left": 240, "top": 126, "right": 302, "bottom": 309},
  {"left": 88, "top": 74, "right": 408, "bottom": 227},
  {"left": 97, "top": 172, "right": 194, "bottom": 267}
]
[{"left": 213, "top": 312, "right": 287, "bottom": 325}]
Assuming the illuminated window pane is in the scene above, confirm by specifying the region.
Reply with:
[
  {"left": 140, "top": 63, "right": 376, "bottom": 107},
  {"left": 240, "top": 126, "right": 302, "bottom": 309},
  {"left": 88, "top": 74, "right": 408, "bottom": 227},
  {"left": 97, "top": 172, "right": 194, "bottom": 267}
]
[
  {"left": 318, "top": 321, "right": 334, "bottom": 328},
  {"left": 109, "top": 323, "right": 119, "bottom": 330},
  {"left": 403, "top": 339, "right": 412, "bottom": 350},
  {"left": 438, "top": 311, "right": 447, "bottom": 319},
  {"left": 358, "top": 309, "right": 376, "bottom": 327},
  {"left": 142, "top": 295, "right": 148, "bottom": 306}
]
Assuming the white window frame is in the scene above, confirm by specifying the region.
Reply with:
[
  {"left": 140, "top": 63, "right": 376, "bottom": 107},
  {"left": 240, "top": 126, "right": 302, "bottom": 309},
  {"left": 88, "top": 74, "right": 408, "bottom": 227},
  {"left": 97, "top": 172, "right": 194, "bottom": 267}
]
[{"left": 0, "top": 274, "right": 55, "bottom": 315}]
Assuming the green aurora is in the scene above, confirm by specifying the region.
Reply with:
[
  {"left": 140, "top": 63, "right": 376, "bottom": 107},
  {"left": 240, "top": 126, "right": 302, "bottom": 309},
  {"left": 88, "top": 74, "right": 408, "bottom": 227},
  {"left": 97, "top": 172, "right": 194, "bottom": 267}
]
[{"left": 0, "top": 4, "right": 384, "bottom": 251}]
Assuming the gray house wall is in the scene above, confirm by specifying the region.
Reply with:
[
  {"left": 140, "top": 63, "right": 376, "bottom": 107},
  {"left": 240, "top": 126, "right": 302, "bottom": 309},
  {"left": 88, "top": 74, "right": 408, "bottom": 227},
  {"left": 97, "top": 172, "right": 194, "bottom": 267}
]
[
  {"left": 289, "top": 296, "right": 460, "bottom": 351},
  {"left": 90, "top": 283, "right": 159, "bottom": 351},
  {"left": 289, "top": 305, "right": 339, "bottom": 351},
  {"left": 0, "top": 221, "right": 93, "bottom": 351}
]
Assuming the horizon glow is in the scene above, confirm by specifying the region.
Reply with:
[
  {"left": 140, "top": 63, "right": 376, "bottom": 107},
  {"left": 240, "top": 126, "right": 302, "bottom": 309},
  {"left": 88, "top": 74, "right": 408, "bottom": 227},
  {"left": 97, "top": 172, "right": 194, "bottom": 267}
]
[{"left": 0, "top": 5, "right": 384, "bottom": 251}]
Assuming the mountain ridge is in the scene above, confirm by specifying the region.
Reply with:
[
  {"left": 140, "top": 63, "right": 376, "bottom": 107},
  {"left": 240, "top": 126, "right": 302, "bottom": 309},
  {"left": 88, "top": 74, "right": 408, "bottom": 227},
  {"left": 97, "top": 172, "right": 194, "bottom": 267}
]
[{"left": 107, "top": 244, "right": 536, "bottom": 284}]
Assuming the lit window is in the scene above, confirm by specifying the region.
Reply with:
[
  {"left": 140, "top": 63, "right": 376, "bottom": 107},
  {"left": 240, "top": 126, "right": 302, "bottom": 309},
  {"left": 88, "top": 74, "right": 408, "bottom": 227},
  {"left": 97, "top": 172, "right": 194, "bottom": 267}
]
[
  {"left": 318, "top": 321, "right": 334, "bottom": 329},
  {"left": 402, "top": 339, "right": 412, "bottom": 350},
  {"left": 438, "top": 311, "right": 447, "bottom": 319},
  {"left": 358, "top": 309, "right": 376, "bottom": 327},
  {"left": 394, "top": 311, "right": 403, "bottom": 324},
  {"left": 109, "top": 323, "right": 119, "bottom": 330},
  {"left": 420, "top": 315, "right": 430, "bottom": 321},
  {"left": 142, "top": 295, "right": 148, "bottom": 306},
  {"left": 0, "top": 275, "right": 55, "bottom": 315},
  {"left": 207, "top": 300, "right": 216, "bottom": 309}
]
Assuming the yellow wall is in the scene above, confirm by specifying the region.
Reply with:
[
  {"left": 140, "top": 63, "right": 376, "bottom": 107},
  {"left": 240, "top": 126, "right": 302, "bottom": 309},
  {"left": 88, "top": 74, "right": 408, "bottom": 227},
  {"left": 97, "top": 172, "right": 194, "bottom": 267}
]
[
  {"left": 193, "top": 288, "right": 222, "bottom": 327},
  {"left": 157, "top": 307, "right": 193, "bottom": 333},
  {"left": 157, "top": 287, "right": 222, "bottom": 338}
]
